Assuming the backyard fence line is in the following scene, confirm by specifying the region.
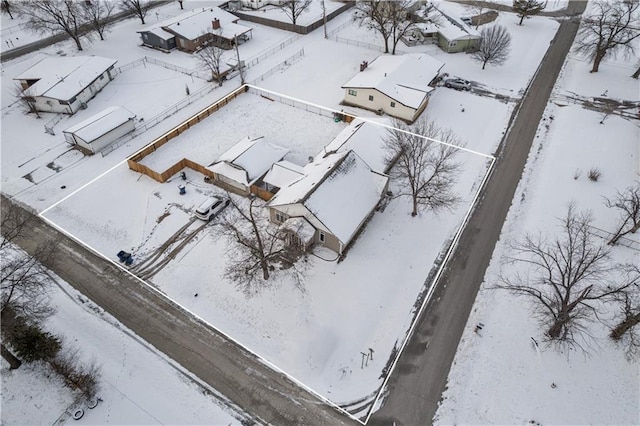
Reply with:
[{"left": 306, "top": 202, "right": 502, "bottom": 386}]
[
  {"left": 114, "top": 56, "right": 208, "bottom": 80},
  {"left": 244, "top": 34, "right": 301, "bottom": 70},
  {"left": 100, "top": 81, "right": 218, "bottom": 156},
  {"left": 248, "top": 48, "right": 305, "bottom": 85},
  {"left": 246, "top": 84, "right": 339, "bottom": 121},
  {"left": 333, "top": 35, "right": 405, "bottom": 55},
  {"left": 44, "top": 114, "right": 64, "bottom": 136},
  {"left": 325, "top": 19, "right": 352, "bottom": 38},
  {"left": 589, "top": 225, "right": 640, "bottom": 252},
  {"left": 1, "top": 23, "right": 28, "bottom": 37}
]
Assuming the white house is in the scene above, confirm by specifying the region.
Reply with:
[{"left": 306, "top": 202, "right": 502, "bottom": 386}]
[
  {"left": 63, "top": 107, "right": 136, "bottom": 154},
  {"left": 209, "top": 136, "right": 289, "bottom": 195},
  {"left": 267, "top": 150, "right": 389, "bottom": 255},
  {"left": 341, "top": 53, "right": 444, "bottom": 123},
  {"left": 13, "top": 56, "right": 117, "bottom": 115}
]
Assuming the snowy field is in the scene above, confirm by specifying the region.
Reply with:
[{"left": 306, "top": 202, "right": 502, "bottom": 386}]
[
  {"left": 434, "top": 25, "right": 640, "bottom": 426},
  {"left": 1, "top": 265, "right": 246, "bottom": 425},
  {"left": 236, "top": 0, "right": 344, "bottom": 26},
  {"left": 1, "top": 0, "right": 594, "bottom": 423}
]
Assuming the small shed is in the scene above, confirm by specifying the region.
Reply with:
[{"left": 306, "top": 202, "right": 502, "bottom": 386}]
[{"left": 63, "top": 106, "right": 136, "bottom": 154}]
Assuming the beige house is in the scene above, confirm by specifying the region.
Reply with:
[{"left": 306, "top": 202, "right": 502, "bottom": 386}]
[
  {"left": 267, "top": 150, "right": 389, "bottom": 255},
  {"left": 342, "top": 54, "right": 444, "bottom": 123}
]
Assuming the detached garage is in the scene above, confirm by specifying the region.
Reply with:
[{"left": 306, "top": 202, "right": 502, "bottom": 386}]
[{"left": 63, "top": 106, "right": 136, "bottom": 154}]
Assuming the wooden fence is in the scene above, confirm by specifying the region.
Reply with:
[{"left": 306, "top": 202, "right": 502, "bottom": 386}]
[{"left": 127, "top": 85, "right": 248, "bottom": 182}]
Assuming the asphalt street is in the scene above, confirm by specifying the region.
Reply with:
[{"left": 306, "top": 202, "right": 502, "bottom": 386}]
[{"left": 370, "top": 2, "right": 587, "bottom": 425}]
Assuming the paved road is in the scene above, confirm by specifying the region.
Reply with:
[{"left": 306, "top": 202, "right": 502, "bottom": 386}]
[
  {"left": 0, "top": 1, "right": 172, "bottom": 63},
  {"left": 370, "top": 1, "right": 587, "bottom": 425},
  {"left": 1, "top": 196, "right": 355, "bottom": 426}
]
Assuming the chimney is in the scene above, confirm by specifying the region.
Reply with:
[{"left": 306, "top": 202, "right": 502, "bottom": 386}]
[
  {"left": 360, "top": 60, "right": 368, "bottom": 72},
  {"left": 212, "top": 18, "right": 220, "bottom": 29}
]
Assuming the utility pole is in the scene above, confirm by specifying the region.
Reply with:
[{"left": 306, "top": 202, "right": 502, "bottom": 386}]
[
  {"left": 234, "top": 34, "right": 245, "bottom": 84},
  {"left": 322, "top": 0, "right": 327, "bottom": 39}
]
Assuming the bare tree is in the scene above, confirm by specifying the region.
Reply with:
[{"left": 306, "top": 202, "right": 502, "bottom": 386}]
[
  {"left": 353, "top": 1, "right": 393, "bottom": 53},
  {"left": 385, "top": 118, "right": 463, "bottom": 217},
  {"left": 220, "top": 196, "right": 298, "bottom": 295},
  {"left": 497, "top": 205, "right": 635, "bottom": 350},
  {"left": 195, "top": 42, "right": 225, "bottom": 85},
  {"left": 575, "top": 0, "right": 640, "bottom": 73},
  {"left": 177, "top": 0, "right": 183, "bottom": 10},
  {"left": 610, "top": 263, "right": 640, "bottom": 359},
  {"left": 12, "top": 84, "right": 41, "bottom": 118},
  {"left": 1, "top": 199, "right": 58, "bottom": 368},
  {"left": 604, "top": 182, "right": 640, "bottom": 245},
  {"left": 15, "top": 1, "right": 87, "bottom": 51},
  {"left": 473, "top": 24, "right": 511, "bottom": 69},
  {"left": 512, "top": 0, "right": 546, "bottom": 25},
  {"left": 119, "top": 0, "right": 151, "bottom": 24},
  {"left": 1, "top": 201, "right": 57, "bottom": 323},
  {"left": 1, "top": 0, "right": 14, "bottom": 19},
  {"left": 82, "top": 0, "right": 115, "bottom": 41},
  {"left": 277, "top": 0, "right": 312, "bottom": 26}
]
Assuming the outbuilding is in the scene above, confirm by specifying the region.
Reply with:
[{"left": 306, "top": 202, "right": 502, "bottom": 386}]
[{"left": 63, "top": 106, "right": 136, "bottom": 154}]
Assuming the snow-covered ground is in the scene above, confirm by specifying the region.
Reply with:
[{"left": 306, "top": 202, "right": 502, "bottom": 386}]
[
  {"left": 236, "top": 0, "right": 344, "bottom": 26},
  {"left": 1, "top": 266, "right": 246, "bottom": 425},
  {"left": 1, "top": 0, "right": 599, "bottom": 423},
  {"left": 434, "top": 20, "right": 640, "bottom": 426}
]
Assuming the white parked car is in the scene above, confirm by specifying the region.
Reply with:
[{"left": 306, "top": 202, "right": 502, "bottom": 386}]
[
  {"left": 444, "top": 78, "right": 472, "bottom": 91},
  {"left": 195, "top": 196, "right": 230, "bottom": 221}
]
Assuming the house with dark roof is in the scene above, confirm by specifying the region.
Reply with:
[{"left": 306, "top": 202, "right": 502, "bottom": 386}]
[
  {"left": 267, "top": 150, "right": 389, "bottom": 255},
  {"left": 341, "top": 53, "right": 444, "bottom": 123},
  {"left": 138, "top": 7, "right": 253, "bottom": 53}
]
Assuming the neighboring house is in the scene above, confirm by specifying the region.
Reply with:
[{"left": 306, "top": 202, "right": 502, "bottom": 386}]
[
  {"left": 63, "top": 106, "right": 136, "bottom": 154},
  {"left": 342, "top": 53, "right": 444, "bottom": 123},
  {"left": 138, "top": 7, "right": 253, "bottom": 53},
  {"left": 231, "top": 0, "right": 286, "bottom": 9},
  {"left": 13, "top": 56, "right": 117, "bottom": 115},
  {"left": 267, "top": 150, "right": 389, "bottom": 255},
  {"left": 408, "top": 6, "right": 480, "bottom": 53},
  {"left": 209, "top": 136, "right": 289, "bottom": 196}
]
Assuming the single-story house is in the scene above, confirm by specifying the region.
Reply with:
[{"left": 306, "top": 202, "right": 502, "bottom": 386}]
[
  {"left": 342, "top": 53, "right": 444, "bottom": 123},
  {"left": 267, "top": 150, "right": 389, "bottom": 255},
  {"left": 408, "top": 5, "right": 480, "bottom": 53},
  {"left": 13, "top": 56, "right": 117, "bottom": 115},
  {"left": 209, "top": 136, "right": 289, "bottom": 196},
  {"left": 63, "top": 106, "right": 136, "bottom": 154},
  {"left": 138, "top": 7, "right": 253, "bottom": 53}
]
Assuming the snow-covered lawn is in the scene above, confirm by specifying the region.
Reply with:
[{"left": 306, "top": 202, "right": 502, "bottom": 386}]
[
  {"left": 237, "top": 0, "right": 345, "bottom": 26},
  {"left": 2, "top": 0, "right": 578, "bottom": 422},
  {"left": 434, "top": 31, "right": 640, "bottom": 426},
  {"left": 1, "top": 271, "right": 245, "bottom": 425}
]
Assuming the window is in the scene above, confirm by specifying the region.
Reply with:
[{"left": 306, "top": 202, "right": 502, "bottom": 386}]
[
  {"left": 99, "top": 74, "right": 104, "bottom": 80},
  {"left": 348, "top": 89, "right": 357, "bottom": 96},
  {"left": 275, "top": 212, "right": 287, "bottom": 223},
  {"left": 368, "top": 95, "right": 374, "bottom": 101},
  {"left": 390, "top": 101, "right": 396, "bottom": 108},
  {"left": 319, "top": 231, "right": 325, "bottom": 243},
  {"left": 68, "top": 96, "right": 77, "bottom": 104}
]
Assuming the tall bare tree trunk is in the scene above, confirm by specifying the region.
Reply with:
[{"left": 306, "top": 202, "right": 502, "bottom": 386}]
[
  {"left": 1, "top": 343, "right": 22, "bottom": 369},
  {"left": 611, "top": 313, "right": 640, "bottom": 340},
  {"left": 591, "top": 49, "right": 605, "bottom": 72}
]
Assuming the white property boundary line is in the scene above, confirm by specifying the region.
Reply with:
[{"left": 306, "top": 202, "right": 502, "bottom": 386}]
[{"left": 38, "top": 84, "right": 496, "bottom": 425}]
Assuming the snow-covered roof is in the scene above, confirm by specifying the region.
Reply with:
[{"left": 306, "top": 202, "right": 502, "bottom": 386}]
[
  {"left": 147, "top": 27, "right": 175, "bottom": 41},
  {"left": 210, "top": 162, "right": 249, "bottom": 185},
  {"left": 269, "top": 151, "right": 388, "bottom": 245},
  {"left": 211, "top": 136, "right": 289, "bottom": 185},
  {"left": 160, "top": 7, "right": 251, "bottom": 41},
  {"left": 13, "top": 56, "right": 117, "bottom": 100},
  {"left": 319, "top": 118, "right": 389, "bottom": 174},
  {"left": 430, "top": 4, "right": 480, "bottom": 42},
  {"left": 262, "top": 160, "right": 305, "bottom": 189},
  {"left": 63, "top": 106, "right": 136, "bottom": 143},
  {"left": 342, "top": 54, "right": 444, "bottom": 109},
  {"left": 281, "top": 217, "right": 315, "bottom": 242}
]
